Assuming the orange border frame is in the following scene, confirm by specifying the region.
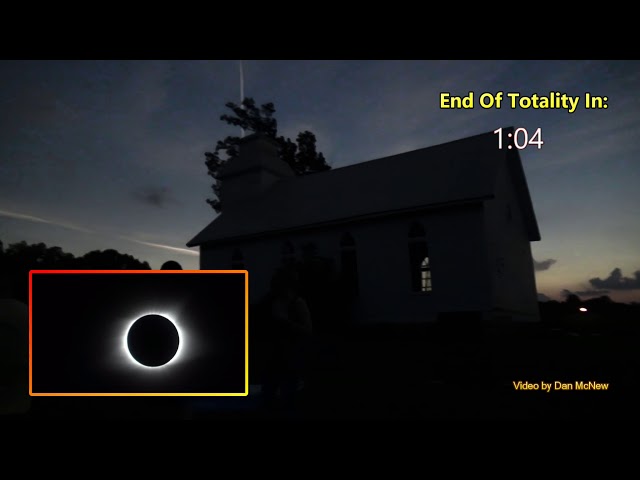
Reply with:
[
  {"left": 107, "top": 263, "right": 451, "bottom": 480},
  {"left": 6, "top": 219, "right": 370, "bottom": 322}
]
[{"left": 29, "top": 270, "right": 249, "bottom": 397}]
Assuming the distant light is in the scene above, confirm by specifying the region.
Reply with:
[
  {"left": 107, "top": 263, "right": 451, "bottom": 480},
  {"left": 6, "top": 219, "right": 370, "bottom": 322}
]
[{"left": 579, "top": 307, "right": 588, "bottom": 312}]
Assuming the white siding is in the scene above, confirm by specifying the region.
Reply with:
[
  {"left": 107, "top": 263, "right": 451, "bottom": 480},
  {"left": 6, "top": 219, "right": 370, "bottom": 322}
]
[
  {"left": 484, "top": 159, "right": 540, "bottom": 321},
  {"left": 201, "top": 204, "right": 492, "bottom": 324}
]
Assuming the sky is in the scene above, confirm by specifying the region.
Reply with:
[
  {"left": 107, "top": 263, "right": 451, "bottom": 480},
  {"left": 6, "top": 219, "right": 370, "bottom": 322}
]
[{"left": 1, "top": 60, "right": 639, "bottom": 303}]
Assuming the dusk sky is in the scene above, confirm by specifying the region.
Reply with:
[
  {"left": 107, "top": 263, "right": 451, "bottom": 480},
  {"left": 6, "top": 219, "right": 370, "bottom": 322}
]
[{"left": 1, "top": 60, "right": 639, "bottom": 303}]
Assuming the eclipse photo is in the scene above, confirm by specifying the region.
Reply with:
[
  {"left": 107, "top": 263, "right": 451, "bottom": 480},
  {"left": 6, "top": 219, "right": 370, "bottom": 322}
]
[
  {"left": 29, "top": 271, "right": 247, "bottom": 395},
  {"left": 126, "top": 314, "right": 180, "bottom": 367}
]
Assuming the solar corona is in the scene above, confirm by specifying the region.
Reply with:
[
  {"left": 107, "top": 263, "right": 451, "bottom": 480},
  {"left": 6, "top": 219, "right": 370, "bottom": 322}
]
[{"left": 125, "top": 313, "right": 181, "bottom": 368}]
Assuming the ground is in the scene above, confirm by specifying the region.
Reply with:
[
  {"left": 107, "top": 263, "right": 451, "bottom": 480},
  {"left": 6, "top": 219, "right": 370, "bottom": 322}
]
[
  {"left": 11, "top": 315, "right": 637, "bottom": 421},
  {"left": 297, "top": 321, "right": 639, "bottom": 420}
]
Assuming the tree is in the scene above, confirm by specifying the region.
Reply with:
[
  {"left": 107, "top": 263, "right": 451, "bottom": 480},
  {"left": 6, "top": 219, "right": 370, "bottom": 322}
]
[
  {"left": 0, "top": 240, "right": 150, "bottom": 303},
  {"left": 291, "top": 130, "right": 331, "bottom": 175},
  {"left": 205, "top": 97, "right": 330, "bottom": 213},
  {"left": 75, "top": 249, "right": 151, "bottom": 270},
  {"left": 561, "top": 292, "right": 583, "bottom": 321},
  {"left": 564, "top": 293, "right": 581, "bottom": 306}
]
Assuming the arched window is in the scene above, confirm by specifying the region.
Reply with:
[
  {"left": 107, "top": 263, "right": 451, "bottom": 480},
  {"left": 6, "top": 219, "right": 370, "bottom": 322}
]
[
  {"left": 231, "top": 248, "right": 244, "bottom": 269},
  {"left": 282, "top": 241, "right": 295, "bottom": 265},
  {"left": 408, "top": 222, "right": 432, "bottom": 292},
  {"left": 340, "top": 233, "right": 359, "bottom": 296}
]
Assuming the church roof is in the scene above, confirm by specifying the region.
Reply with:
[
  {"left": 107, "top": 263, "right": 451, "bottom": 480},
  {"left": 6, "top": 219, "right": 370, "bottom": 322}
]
[{"left": 187, "top": 128, "right": 540, "bottom": 247}]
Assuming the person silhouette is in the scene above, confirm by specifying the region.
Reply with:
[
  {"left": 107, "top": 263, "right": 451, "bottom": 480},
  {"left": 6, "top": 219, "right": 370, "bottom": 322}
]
[
  {"left": 0, "top": 271, "right": 31, "bottom": 416},
  {"left": 261, "top": 267, "right": 312, "bottom": 415},
  {"left": 160, "top": 260, "right": 182, "bottom": 270}
]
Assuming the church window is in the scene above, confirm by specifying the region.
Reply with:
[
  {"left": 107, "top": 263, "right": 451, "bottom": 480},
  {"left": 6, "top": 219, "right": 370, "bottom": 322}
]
[
  {"left": 421, "top": 257, "right": 432, "bottom": 292},
  {"left": 408, "top": 222, "right": 432, "bottom": 292}
]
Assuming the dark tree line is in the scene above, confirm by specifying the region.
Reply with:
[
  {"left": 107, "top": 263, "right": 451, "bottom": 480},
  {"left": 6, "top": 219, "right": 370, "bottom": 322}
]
[
  {"left": 539, "top": 291, "right": 640, "bottom": 332},
  {"left": 0, "top": 240, "right": 150, "bottom": 304}
]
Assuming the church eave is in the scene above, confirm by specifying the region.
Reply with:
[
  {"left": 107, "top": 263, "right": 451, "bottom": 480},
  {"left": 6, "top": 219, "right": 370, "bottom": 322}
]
[{"left": 188, "top": 195, "right": 493, "bottom": 248}]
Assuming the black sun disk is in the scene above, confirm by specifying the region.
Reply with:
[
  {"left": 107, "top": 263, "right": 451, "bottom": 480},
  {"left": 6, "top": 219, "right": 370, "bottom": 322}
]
[{"left": 127, "top": 314, "right": 179, "bottom": 367}]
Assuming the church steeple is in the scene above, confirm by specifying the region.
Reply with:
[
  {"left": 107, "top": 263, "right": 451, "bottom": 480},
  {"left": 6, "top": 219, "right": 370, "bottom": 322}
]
[{"left": 217, "top": 133, "right": 294, "bottom": 208}]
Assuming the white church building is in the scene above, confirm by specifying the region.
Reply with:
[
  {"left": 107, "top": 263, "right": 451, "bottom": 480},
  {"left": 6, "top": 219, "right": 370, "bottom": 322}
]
[{"left": 187, "top": 128, "right": 541, "bottom": 324}]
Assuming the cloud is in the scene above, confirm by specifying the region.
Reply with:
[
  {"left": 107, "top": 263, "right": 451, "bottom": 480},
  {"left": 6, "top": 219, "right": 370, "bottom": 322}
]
[
  {"left": 589, "top": 268, "right": 640, "bottom": 290},
  {"left": 0, "top": 208, "right": 94, "bottom": 234},
  {"left": 574, "top": 289, "right": 611, "bottom": 297},
  {"left": 0, "top": 206, "right": 197, "bottom": 260},
  {"left": 563, "top": 288, "right": 612, "bottom": 298},
  {"left": 534, "top": 258, "right": 557, "bottom": 271},
  {"left": 119, "top": 236, "right": 198, "bottom": 256},
  {"left": 132, "top": 186, "right": 177, "bottom": 208}
]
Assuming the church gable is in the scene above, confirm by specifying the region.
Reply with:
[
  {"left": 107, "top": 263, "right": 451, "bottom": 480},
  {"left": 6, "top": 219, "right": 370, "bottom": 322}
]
[{"left": 486, "top": 148, "right": 539, "bottom": 242}]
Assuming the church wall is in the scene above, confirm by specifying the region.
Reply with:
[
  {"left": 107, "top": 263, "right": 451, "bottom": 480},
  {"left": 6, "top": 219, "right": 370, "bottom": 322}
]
[
  {"left": 200, "top": 237, "right": 283, "bottom": 304},
  {"left": 349, "top": 205, "right": 491, "bottom": 323},
  {"left": 201, "top": 203, "right": 493, "bottom": 324},
  {"left": 483, "top": 157, "right": 540, "bottom": 321}
]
